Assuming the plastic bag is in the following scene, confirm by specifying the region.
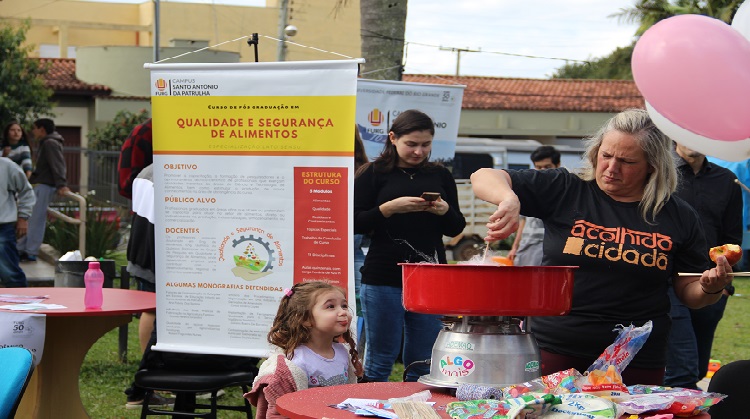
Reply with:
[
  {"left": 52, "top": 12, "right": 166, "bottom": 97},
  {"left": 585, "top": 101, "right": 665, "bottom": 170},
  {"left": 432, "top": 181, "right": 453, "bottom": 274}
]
[{"left": 576, "top": 321, "right": 653, "bottom": 397}]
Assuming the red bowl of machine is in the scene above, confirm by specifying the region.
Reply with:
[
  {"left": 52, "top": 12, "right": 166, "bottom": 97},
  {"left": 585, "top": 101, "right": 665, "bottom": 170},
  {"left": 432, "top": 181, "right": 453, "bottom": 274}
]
[{"left": 400, "top": 263, "right": 577, "bottom": 316}]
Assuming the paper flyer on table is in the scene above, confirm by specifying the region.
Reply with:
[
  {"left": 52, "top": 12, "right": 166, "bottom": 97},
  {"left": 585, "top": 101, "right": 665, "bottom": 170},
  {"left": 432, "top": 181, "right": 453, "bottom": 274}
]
[
  {"left": 0, "top": 312, "right": 46, "bottom": 365},
  {"left": 146, "top": 60, "right": 360, "bottom": 357},
  {"left": 0, "top": 294, "right": 49, "bottom": 304}
]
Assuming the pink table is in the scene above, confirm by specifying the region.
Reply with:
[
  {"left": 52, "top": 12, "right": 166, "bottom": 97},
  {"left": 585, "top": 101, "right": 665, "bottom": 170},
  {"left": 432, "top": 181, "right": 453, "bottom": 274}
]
[{"left": 0, "top": 287, "right": 156, "bottom": 419}]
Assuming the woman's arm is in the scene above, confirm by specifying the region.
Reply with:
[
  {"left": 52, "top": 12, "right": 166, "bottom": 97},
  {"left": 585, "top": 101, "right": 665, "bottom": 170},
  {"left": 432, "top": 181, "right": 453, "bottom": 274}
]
[
  {"left": 433, "top": 169, "right": 466, "bottom": 237},
  {"left": 673, "top": 255, "right": 733, "bottom": 309},
  {"left": 470, "top": 168, "right": 520, "bottom": 241}
]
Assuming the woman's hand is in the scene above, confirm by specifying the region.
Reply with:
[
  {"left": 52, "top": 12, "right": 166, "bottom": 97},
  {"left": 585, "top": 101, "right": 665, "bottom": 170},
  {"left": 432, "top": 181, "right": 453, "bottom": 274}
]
[
  {"left": 699, "top": 255, "right": 732, "bottom": 294},
  {"left": 485, "top": 196, "right": 521, "bottom": 241},
  {"left": 674, "top": 254, "right": 733, "bottom": 309},
  {"left": 471, "top": 168, "right": 521, "bottom": 242},
  {"left": 379, "top": 196, "right": 433, "bottom": 217}
]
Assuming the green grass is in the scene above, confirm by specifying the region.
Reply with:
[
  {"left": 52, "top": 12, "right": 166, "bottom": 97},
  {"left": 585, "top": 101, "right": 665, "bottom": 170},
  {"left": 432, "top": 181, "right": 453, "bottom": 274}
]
[
  {"left": 79, "top": 278, "right": 750, "bottom": 417},
  {"left": 707, "top": 277, "right": 750, "bottom": 363}
]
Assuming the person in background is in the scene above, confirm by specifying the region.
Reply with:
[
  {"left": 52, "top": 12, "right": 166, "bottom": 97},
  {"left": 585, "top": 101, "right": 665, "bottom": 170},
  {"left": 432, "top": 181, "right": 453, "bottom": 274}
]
[
  {"left": 17, "top": 118, "right": 70, "bottom": 262},
  {"left": 354, "top": 109, "right": 466, "bottom": 382},
  {"left": 117, "top": 119, "right": 156, "bottom": 350},
  {"left": 664, "top": 143, "right": 742, "bottom": 389},
  {"left": 126, "top": 164, "right": 157, "bottom": 354},
  {"left": 0, "top": 157, "right": 35, "bottom": 287},
  {"left": 471, "top": 108, "right": 732, "bottom": 385},
  {"left": 118, "top": 118, "right": 153, "bottom": 199},
  {"left": 245, "top": 282, "right": 362, "bottom": 418},
  {"left": 508, "top": 145, "right": 561, "bottom": 266},
  {"left": 707, "top": 157, "right": 750, "bottom": 271},
  {"left": 2, "top": 121, "right": 33, "bottom": 179},
  {"left": 353, "top": 127, "right": 369, "bottom": 320}
]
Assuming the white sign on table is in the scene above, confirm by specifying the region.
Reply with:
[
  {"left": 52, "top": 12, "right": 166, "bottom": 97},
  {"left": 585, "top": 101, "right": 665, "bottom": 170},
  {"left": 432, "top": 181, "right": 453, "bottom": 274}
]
[{"left": 0, "top": 312, "right": 45, "bottom": 366}]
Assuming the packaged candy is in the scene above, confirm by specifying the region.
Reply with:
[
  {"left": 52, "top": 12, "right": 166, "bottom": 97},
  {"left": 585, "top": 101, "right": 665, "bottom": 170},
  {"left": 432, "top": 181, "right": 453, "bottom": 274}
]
[
  {"left": 620, "top": 387, "right": 726, "bottom": 417},
  {"left": 501, "top": 368, "right": 582, "bottom": 397},
  {"left": 617, "top": 393, "right": 676, "bottom": 414},
  {"left": 545, "top": 393, "right": 622, "bottom": 418},
  {"left": 576, "top": 321, "right": 653, "bottom": 397},
  {"left": 446, "top": 393, "right": 560, "bottom": 419}
]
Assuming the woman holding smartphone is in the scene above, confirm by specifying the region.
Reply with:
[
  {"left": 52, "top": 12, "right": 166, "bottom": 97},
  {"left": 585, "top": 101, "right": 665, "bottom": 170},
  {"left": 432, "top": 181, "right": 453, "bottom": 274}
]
[{"left": 354, "top": 109, "right": 466, "bottom": 382}]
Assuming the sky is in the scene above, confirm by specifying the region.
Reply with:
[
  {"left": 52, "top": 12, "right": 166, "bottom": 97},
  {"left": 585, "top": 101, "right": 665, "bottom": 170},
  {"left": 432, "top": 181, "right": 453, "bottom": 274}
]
[{"left": 87, "top": 0, "right": 641, "bottom": 79}]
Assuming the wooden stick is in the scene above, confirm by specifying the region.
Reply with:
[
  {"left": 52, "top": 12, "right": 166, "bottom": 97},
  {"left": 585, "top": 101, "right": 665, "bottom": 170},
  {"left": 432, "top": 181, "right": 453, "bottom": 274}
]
[
  {"left": 677, "top": 271, "right": 750, "bottom": 277},
  {"left": 735, "top": 178, "right": 750, "bottom": 194},
  {"left": 482, "top": 242, "right": 490, "bottom": 262}
]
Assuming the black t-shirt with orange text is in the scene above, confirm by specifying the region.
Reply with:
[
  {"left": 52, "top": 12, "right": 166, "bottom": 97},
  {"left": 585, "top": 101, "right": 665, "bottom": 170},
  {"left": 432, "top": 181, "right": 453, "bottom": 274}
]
[{"left": 508, "top": 168, "right": 708, "bottom": 369}]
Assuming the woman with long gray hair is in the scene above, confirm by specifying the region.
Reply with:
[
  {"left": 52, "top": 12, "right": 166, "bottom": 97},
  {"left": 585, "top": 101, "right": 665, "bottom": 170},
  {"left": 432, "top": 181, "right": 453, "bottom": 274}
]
[{"left": 471, "top": 108, "right": 731, "bottom": 385}]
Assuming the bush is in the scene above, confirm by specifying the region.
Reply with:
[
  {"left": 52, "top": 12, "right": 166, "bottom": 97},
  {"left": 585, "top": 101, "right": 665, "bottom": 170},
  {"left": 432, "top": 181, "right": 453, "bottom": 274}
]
[
  {"left": 87, "top": 109, "right": 149, "bottom": 151},
  {"left": 44, "top": 196, "right": 123, "bottom": 258}
]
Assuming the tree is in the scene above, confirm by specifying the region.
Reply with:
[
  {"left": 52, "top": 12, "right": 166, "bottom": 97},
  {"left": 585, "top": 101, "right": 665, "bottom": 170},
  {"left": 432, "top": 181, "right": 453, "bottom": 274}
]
[
  {"left": 358, "top": 0, "right": 408, "bottom": 80},
  {"left": 0, "top": 21, "right": 54, "bottom": 126},
  {"left": 553, "top": 0, "right": 743, "bottom": 79},
  {"left": 554, "top": 44, "right": 636, "bottom": 80},
  {"left": 87, "top": 109, "right": 149, "bottom": 151}
]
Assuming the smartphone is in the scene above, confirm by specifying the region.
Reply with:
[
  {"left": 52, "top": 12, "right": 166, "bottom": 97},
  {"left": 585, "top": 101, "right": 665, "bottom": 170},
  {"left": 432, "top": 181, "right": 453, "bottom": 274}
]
[{"left": 421, "top": 192, "right": 441, "bottom": 201}]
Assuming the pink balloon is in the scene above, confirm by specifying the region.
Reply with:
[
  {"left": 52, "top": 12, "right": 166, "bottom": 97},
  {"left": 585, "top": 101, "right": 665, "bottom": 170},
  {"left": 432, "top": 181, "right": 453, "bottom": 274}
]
[
  {"left": 646, "top": 102, "right": 750, "bottom": 162},
  {"left": 632, "top": 15, "right": 750, "bottom": 141}
]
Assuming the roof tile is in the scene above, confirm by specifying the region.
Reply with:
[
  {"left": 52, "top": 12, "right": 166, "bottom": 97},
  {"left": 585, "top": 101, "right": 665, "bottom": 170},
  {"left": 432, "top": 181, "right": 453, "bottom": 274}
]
[
  {"left": 40, "top": 59, "right": 643, "bottom": 111},
  {"left": 38, "top": 58, "right": 112, "bottom": 95},
  {"left": 403, "top": 74, "right": 644, "bottom": 113}
]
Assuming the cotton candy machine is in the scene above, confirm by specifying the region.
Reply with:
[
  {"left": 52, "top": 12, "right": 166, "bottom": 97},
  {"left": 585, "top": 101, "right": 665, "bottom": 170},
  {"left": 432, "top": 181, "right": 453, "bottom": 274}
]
[{"left": 400, "top": 263, "right": 576, "bottom": 388}]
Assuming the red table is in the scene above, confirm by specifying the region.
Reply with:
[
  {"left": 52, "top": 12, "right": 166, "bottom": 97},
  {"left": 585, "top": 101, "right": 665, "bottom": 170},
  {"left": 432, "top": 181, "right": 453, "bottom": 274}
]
[
  {"left": 277, "top": 382, "right": 453, "bottom": 418},
  {"left": 0, "top": 287, "right": 156, "bottom": 419},
  {"left": 276, "top": 381, "right": 711, "bottom": 419}
]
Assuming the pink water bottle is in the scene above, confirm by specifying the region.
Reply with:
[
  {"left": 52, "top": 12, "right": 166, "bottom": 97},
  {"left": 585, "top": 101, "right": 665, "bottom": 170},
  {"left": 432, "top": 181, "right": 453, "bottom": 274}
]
[{"left": 84, "top": 261, "right": 104, "bottom": 309}]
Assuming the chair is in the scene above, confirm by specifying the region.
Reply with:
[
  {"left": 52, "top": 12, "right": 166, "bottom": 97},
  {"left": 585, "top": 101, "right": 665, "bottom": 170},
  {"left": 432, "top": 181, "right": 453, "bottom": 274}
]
[
  {"left": 0, "top": 347, "right": 34, "bottom": 419},
  {"left": 134, "top": 369, "right": 255, "bottom": 418},
  {"left": 707, "top": 359, "right": 750, "bottom": 419}
]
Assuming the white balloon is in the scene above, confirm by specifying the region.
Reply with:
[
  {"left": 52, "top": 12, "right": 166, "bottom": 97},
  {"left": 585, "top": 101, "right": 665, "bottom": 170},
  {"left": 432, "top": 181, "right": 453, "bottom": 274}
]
[
  {"left": 732, "top": 1, "right": 750, "bottom": 42},
  {"left": 646, "top": 102, "right": 750, "bottom": 162}
]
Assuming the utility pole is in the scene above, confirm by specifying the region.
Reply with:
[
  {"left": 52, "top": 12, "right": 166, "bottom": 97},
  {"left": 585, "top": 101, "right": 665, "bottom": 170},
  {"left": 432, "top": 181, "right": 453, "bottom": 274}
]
[
  {"left": 153, "top": 0, "right": 160, "bottom": 62},
  {"left": 276, "top": 0, "right": 289, "bottom": 61},
  {"left": 439, "top": 46, "right": 480, "bottom": 76}
]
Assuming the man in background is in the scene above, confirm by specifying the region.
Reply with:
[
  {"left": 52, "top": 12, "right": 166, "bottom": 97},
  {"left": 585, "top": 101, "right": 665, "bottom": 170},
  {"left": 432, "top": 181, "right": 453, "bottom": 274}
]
[
  {"left": 664, "top": 143, "right": 743, "bottom": 389},
  {"left": 507, "top": 145, "right": 560, "bottom": 266},
  {"left": 0, "top": 157, "right": 35, "bottom": 287},
  {"left": 708, "top": 157, "right": 750, "bottom": 271},
  {"left": 17, "top": 118, "right": 69, "bottom": 262}
]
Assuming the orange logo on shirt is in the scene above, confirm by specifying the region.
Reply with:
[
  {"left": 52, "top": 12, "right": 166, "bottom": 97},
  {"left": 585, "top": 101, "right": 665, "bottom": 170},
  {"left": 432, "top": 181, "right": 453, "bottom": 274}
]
[{"left": 562, "top": 220, "right": 673, "bottom": 270}]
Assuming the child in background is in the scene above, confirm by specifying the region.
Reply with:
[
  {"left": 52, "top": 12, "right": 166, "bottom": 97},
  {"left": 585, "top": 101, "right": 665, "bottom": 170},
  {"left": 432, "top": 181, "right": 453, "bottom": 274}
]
[{"left": 245, "top": 282, "right": 363, "bottom": 418}]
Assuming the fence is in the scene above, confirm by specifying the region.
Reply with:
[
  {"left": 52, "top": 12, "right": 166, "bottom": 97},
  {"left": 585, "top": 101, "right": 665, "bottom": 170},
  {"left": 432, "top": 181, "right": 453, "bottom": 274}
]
[{"left": 62, "top": 148, "right": 130, "bottom": 211}]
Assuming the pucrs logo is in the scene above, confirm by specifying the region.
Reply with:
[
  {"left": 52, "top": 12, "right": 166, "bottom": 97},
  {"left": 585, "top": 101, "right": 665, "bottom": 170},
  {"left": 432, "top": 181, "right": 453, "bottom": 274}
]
[
  {"left": 439, "top": 355, "right": 475, "bottom": 378},
  {"left": 155, "top": 79, "right": 167, "bottom": 91},
  {"left": 368, "top": 109, "right": 384, "bottom": 126}
]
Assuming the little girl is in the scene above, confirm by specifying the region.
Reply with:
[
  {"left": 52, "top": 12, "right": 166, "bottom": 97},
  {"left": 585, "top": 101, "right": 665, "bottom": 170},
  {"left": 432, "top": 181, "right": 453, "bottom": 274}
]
[{"left": 245, "top": 281, "right": 363, "bottom": 418}]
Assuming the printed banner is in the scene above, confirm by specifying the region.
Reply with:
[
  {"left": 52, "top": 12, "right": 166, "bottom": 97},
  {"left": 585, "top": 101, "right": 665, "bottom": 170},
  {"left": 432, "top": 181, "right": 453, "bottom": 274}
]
[
  {"left": 356, "top": 79, "right": 465, "bottom": 162},
  {"left": 0, "top": 312, "right": 45, "bottom": 366},
  {"left": 147, "top": 60, "right": 360, "bottom": 357}
]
